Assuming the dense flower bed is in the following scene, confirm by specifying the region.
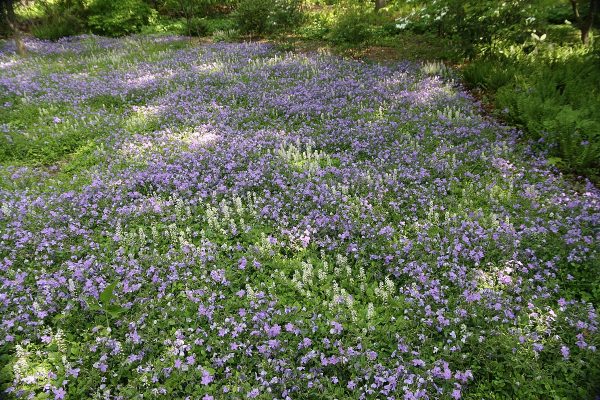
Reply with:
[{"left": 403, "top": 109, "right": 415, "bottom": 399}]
[{"left": 0, "top": 36, "right": 599, "bottom": 399}]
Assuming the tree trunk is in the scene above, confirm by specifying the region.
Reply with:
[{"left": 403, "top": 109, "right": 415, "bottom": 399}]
[
  {"left": 2, "top": 0, "right": 26, "bottom": 56},
  {"left": 374, "top": 0, "right": 386, "bottom": 12},
  {"left": 571, "top": 0, "right": 581, "bottom": 22},
  {"left": 581, "top": 0, "right": 599, "bottom": 44}
]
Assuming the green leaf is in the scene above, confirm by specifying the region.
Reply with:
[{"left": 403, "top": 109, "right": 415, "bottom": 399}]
[
  {"left": 99, "top": 282, "right": 118, "bottom": 305},
  {"left": 107, "top": 304, "right": 126, "bottom": 318},
  {"left": 547, "top": 157, "right": 564, "bottom": 167}
]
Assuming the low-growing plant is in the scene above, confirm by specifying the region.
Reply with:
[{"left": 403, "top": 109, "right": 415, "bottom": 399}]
[
  {"left": 1, "top": 33, "right": 599, "bottom": 400},
  {"left": 463, "top": 35, "right": 600, "bottom": 179},
  {"left": 211, "top": 28, "right": 240, "bottom": 42}
]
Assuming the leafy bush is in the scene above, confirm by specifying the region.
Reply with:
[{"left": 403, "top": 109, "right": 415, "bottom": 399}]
[
  {"left": 233, "top": 0, "right": 271, "bottom": 34},
  {"left": 87, "top": 0, "right": 157, "bottom": 36},
  {"left": 396, "top": 0, "right": 536, "bottom": 54},
  {"left": 154, "top": 0, "right": 236, "bottom": 18},
  {"left": 234, "top": 0, "right": 303, "bottom": 35},
  {"left": 296, "top": 12, "right": 333, "bottom": 40},
  {"left": 184, "top": 16, "right": 210, "bottom": 36},
  {"left": 269, "top": 0, "right": 304, "bottom": 32},
  {"left": 328, "top": 10, "right": 373, "bottom": 44},
  {"left": 31, "top": 13, "right": 84, "bottom": 40},
  {"left": 203, "top": 16, "right": 237, "bottom": 33}
]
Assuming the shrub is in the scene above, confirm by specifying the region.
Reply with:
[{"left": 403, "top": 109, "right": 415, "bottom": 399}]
[
  {"left": 396, "top": 0, "right": 535, "bottom": 55},
  {"left": 203, "top": 17, "right": 237, "bottom": 34},
  {"left": 87, "top": 0, "right": 156, "bottom": 36},
  {"left": 270, "top": 0, "right": 304, "bottom": 32},
  {"left": 234, "top": 0, "right": 303, "bottom": 35},
  {"left": 328, "top": 10, "right": 373, "bottom": 44},
  {"left": 234, "top": 0, "right": 271, "bottom": 34},
  {"left": 297, "top": 12, "right": 333, "bottom": 40},
  {"left": 154, "top": 0, "right": 236, "bottom": 18},
  {"left": 31, "top": 13, "right": 84, "bottom": 40},
  {"left": 462, "top": 60, "right": 517, "bottom": 92},
  {"left": 184, "top": 16, "right": 210, "bottom": 36}
]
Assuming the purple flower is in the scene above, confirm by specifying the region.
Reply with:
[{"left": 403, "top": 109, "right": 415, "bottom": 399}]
[
  {"left": 330, "top": 321, "right": 343, "bottom": 335},
  {"left": 265, "top": 324, "right": 281, "bottom": 337},
  {"left": 561, "top": 345, "right": 570, "bottom": 360},
  {"left": 52, "top": 387, "right": 66, "bottom": 400},
  {"left": 299, "top": 337, "right": 312, "bottom": 349},
  {"left": 411, "top": 359, "right": 425, "bottom": 367},
  {"left": 201, "top": 369, "right": 214, "bottom": 385}
]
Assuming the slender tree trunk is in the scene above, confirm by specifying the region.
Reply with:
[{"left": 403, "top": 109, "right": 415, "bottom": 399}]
[
  {"left": 374, "top": 0, "right": 386, "bottom": 12},
  {"left": 2, "top": 0, "right": 25, "bottom": 56},
  {"left": 581, "top": 0, "right": 599, "bottom": 44},
  {"left": 571, "top": 0, "right": 581, "bottom": 22}
]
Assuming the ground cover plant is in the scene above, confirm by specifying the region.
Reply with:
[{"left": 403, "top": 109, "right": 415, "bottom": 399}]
[
  {"left": 6, "top": 0, "right": 600, "bottom": 181},
  {"left": 0, "top": 35, "right": 599, "bottom": 399}
]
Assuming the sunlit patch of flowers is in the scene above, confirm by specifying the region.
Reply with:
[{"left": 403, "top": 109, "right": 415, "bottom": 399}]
[{"left": 0, "top": 36, "right": 599, "bottom": 399}]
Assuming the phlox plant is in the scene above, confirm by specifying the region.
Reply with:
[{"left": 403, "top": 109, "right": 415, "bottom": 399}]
[{"left": 0, "top": 35, "right": 599, "bottom": 399}]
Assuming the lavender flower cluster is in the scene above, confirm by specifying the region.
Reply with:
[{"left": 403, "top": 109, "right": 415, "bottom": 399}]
[{"left": 0, "top": 36, "right": 598, "bottom": 399}]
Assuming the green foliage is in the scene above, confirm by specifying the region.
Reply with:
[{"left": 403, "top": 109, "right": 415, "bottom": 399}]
[
  {"left": 463, "top": 333, "right": 600, "bottom": 400},
  {"left": 0, "top": 345, "right": 13, "bottom": 396},
  {"left": 86, "top": 0, "right": 157, "bottom": 36},
  {"left": 328, "top": 10, "right": 373, "bottom": 44},
  {"left": 544, "top": 1, "right": 576, "bottom": 24},
  {"left": 180, "top": 16, "right": 236, "bottom": 36},
  {"left": 154, "top": 0, "right": 235, "bottom": 18},
  {"left": 184, "top": 16, "right": 210, "bottom": 36},
  {"left": 296, "top": 11, "right": 333, "bottom": 40},
  {"left": 16, "top": 0, "right": 87, "bottom": 40},
  {"left": 31, "top": 13, "right": 83, "bottom": 40},
  {"left": 463, "top": 38, "right": 600, "bottom": 178},
  {"left": 203, "top": 16, "right": 237, "bottom": 33},
  {"left": 396, "top": 0, "right": 536, "bottom": 54},
  {"left": 233, "top": 0, "right": 271, "bottom": 34},
  {"left": 212, "top": 28, "right": 240, "bottom": 42},
  {"left": 140, "top": 15, "right": 185, "bottom": 34},
  {"left": 234, "top": 0, "right": 304, "bottom": 35},
  {"left": 2, "top": 33, "right": 600, "bottom": 400}
]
